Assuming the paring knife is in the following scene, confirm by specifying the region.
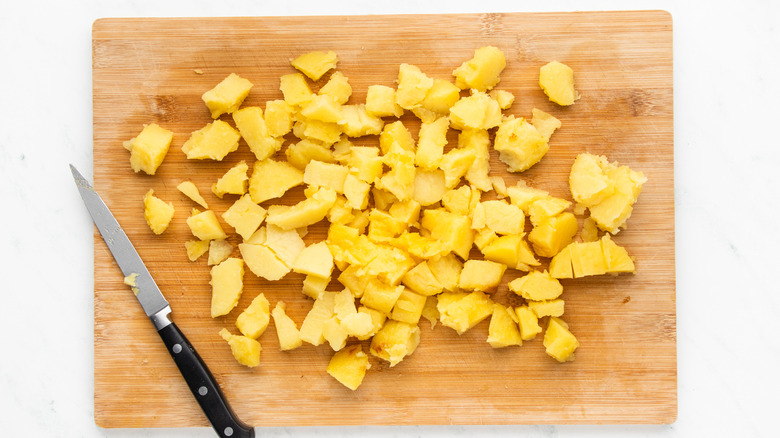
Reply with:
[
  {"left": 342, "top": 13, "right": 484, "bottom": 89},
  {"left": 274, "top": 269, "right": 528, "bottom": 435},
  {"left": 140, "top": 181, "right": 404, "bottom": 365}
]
[{"left": 70, "top": 165, "right": 254, "bottom": 438}]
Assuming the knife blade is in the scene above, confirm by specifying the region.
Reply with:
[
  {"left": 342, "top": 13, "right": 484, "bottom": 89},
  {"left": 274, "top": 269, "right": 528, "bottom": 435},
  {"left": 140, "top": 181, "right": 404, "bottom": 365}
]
[{"left": 70, "top": 164, "right": 254, "bottom": 438}]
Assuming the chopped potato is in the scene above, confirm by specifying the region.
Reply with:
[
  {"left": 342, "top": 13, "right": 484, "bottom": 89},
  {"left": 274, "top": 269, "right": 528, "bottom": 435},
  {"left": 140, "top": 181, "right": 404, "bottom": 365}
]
[
  {"left": 235, "top": 293, "right": 270, "bottom": 339},
  {"left": 219, "top": 328, "right": 261, "bottom": 367},
  {"left": 233, "top": 106, "right": 283, "bottom": 161},
  {"left": 453, "top": 46, "right": 506, "bottom": 91},
  {"left": 279, "top": 73, "right": 313, "bottom": 106},
  {"left": 271, "top": 301, "right": 303, "bottom": 351},
  {"left": 207, "top": 239, "right": 233, "bottom": 266},
  {"left": 494, "top": 116, "right": 548, "bottom": 173},
  {"left": 569, "top": 153, "right": 647, "bottom": 233},
  {"left": 487, "top": 303, "right": 522, "bottom": 348},
  {"left": 543, "top": 317, "right": 579, "bottom": 362},
  {"left": 291, "top": 50, "right": 338, "bottom": 81},
  {"left": 395, "top": 63, "right": 434, "bottom": 110},
  {"left": 202, "top": 73, "right": 253, "bottom": 119},
  {"left": 143, "top": 189, "right": 174, "bottom": 235},
  {"left": 177, "top": 181, "right": 209, "bottom": 209},
  {"left": 509, "top": 271, "right": 563, "bottom": 301},
  {"left": 369, "top": 319, "right": 420, "bottom": 367},
  {"left": 212, "top": 161, "right": 249, "bottom": 199},
  {"left": 133, "top": 47, "right": 648, "bottom": 383},
  {"left": 185, "top": 240, "right": 210, "bottom": 262},
  {"left": 539, "top": 61, "right": 579, "bottom": 106},
  {"left": 182, "top": 120, "right": 241, "bottom": 161},
  {"left": 248, "top": 158, "right": 304, "bottom": 204},
  {"left": 210, "top": 258, "right": 244, "bottom": 318},
  {"left": 327, "top": 344, "right": 371, "bottom": 390},
  {"left": 187, "top": 209, "right": 227, "bottom": 241},
  {"left": 222, "top": 195, "right": 266, "bottom": 241},
  {"left": 129, "top": 123, "right": 173, "bottom": 175}
]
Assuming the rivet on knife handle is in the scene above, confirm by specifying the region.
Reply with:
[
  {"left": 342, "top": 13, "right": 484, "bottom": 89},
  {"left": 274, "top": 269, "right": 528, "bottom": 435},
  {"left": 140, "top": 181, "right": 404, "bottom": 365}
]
[{"left": 70, "top": 165, "right": 254, "bottom": 438}]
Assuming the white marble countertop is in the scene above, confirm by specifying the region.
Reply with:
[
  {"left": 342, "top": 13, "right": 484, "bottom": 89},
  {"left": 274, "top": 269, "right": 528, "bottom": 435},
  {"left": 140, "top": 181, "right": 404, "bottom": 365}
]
[{"left": 2, "top": 0, "right": 779, "bottom": 436}]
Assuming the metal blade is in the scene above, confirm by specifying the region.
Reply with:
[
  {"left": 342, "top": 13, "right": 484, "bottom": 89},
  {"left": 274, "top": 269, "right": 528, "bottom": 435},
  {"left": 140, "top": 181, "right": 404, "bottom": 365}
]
[{"left": 70, "top": 164, "right": 170, "bottom": 325}]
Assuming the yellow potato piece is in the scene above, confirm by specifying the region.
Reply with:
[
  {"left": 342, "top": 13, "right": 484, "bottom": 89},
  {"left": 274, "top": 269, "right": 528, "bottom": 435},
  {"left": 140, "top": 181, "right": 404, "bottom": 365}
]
[
  {"left": 143, "top": 189, "right": 174, "bottom": 235},
  {"left": 539, "top": 61, "right": 579, "bottom": 106},
  {"left": 202, "top": 73, "right": 253, "bottom": 118},
  {"left": 129, "top": 123, "right": 173, "bottom": 175}
]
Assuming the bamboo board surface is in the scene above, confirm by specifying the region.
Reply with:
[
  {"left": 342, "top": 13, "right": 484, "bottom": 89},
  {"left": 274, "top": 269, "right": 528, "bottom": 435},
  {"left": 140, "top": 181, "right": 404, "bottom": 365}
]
[{"left": 92, "top": 11, "right": 675, "bottom": 428}]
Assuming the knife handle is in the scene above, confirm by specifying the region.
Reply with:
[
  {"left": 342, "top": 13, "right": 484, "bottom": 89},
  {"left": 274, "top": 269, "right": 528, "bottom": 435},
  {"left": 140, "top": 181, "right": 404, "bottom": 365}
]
[{"left": 158, "top": 322, "right": 255, "bottom": 438}]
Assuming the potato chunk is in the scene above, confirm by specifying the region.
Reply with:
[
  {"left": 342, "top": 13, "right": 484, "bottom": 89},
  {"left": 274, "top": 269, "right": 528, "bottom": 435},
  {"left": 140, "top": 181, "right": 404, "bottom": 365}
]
[
  {"left": 280, "top": 73, "right": 313, "bottom": 106},
  {"left": 415, "top": 117, "right": 449, "bottom": 169},
  {"left": 301, "top": 95, "right": 343, "bottom": 123},
  {"left": 129, "top": 123, "right": 173, "bottom": 175},
  {"left": 543, "top": 317, "right": 579, "bottom": 362},
  {"left": 366, "top": 84, "right": 404, "bottom": 118},
  {"left": 515, "top": 305, "right": 542, "bottom": 340},
  {"left": 528, "top": 212, "right": 578, "bottom": 258},
  {"left": 248, "top": 158, "right": 304, "bottom": 204},
  {"left": 531, "top": 107, "right": 561, "bottom": 141},
  {"left": 222, "top": 194, "right": 267, "bottom": 240},
  {"left": 528, "top": 299, "right": 565, "bottom": 318},
  {"left": 303, "top": 160, "right": 349, "bottom": 193},
  {"left": 569, "top": 153, "right": 647, "bottom": 233},
  {"left": 508, "top": 271, "right": 563, "bottom": 301},
  {"left": 210, "top": 257, "right": 244, "bottom": 318},
  {"left": 185, "top": 240, "right": 209, "bottom": 262},
  {"left": 143, "top": 189, "right": 174, "bottom": 235},
  {"left": 420, "top": 209, "right": 473, "bottom": 260},
  {"left": 437, "top": 291, "right": 494, "bottom": 335},
  {"left": 182, "top": 120, "right": 240, "bottom": 161},
  {"left": 187, "top": 209, "right": 227, "bottom": 241},
  {"left": 235, "top": 293, "right": 271, "bottom": 339},
  {"left": 421, "top": 79, "right": 461, "bottom": 115},
  {"left": 458, "top": 260, "right": 506, "bottom": 292},
  {"left": 360, "top": 279, "right": 405, "bottom": 315},
  {"left": 219, "top": 328, "right": 261, "bottom": 368},
  {"left": 453, "top": 46, "right": 506, "bottom": 92},
  {"left": 176, "top": 181, "right": 208, "bottom": 209},
  {"left": 265, "top": 187, "right": 337, "bottom": 230},
  {"left": 292, "top": 241, "right": 334, "bottom": 279},
  {"left": 300, "top": 292, "right": 337, "bottom": 346},
  {"left": 480, "top": 234, "right": 539, "bottom": 271},
  {"left": 339, "top": 104, "right": 384, "bottom": 137},
  {"left": 291, "top": 50, "right": 338, "bottom": 81},
  {"left": 369, "top": 319, "right": 420, "bottom": 367},
  {"left": 202, "top": 73, "right": 253, "bottom": 118},
  {"left": 233, "top": 106, "right": 283, "bottom": 161},
  {"left": 271, "top": 301, "right": 303, "bottom": 351},
  {"left": 539, "top": 61, "right": 579, "bottom": 106},
  {"left": 487, "top": 303, "right": 522, "bottom": 348},
  {"left": 239, "top": 242, "right": 290, "bottom": 281},
  {"left": 402, "top": 261, "right": 444, "bottom": 296},
  {"left": 212, "top": 161, "right": 249, "bottom": 198},
  {"left": 549, "top": 235, "right": 635, "bottom": 278},
  {"left": 319, "top": 71, "right": 352, "bottom": 104},
  {"left": 207, "top": 239, "right": 233, "bottom": 266},
  {"left": 395, "top": 63, "right": 434, "bottom": 110},
  {"left": 391, "top": 288, "right": 427, "bottom": 324},
  {"left": 449, "top": 91, "right": 502, "bottom": 130},
  {"left": 494, "top": 116, "right": 548, "bottom": 173},
  {"left": 327, "top": 344, "right": 371, "bottom": 390}
]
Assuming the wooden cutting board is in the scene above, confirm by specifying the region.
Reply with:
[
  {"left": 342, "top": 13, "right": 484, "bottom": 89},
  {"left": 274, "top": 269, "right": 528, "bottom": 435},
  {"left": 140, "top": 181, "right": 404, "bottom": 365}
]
[{"left": 92, "top": 11, "right": 675, "bottom": 428}]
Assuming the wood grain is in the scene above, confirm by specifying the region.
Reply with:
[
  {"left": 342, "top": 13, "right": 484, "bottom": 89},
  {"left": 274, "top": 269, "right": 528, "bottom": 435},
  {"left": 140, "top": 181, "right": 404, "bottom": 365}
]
[{"left": 92, "top": 11, "right": 675, "bottom": 428}]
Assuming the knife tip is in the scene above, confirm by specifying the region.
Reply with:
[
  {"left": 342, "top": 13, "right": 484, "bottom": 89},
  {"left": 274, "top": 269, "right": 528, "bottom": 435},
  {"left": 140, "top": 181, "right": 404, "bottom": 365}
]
[{"left": 69, "top": 164, "right": 93, "bottom": 190}]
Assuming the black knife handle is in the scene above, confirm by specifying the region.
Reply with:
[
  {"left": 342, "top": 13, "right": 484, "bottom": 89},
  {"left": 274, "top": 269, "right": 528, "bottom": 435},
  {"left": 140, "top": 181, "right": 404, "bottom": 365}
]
[{"left": 158, "top": 322, "right": 255, "bottom": 438}]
